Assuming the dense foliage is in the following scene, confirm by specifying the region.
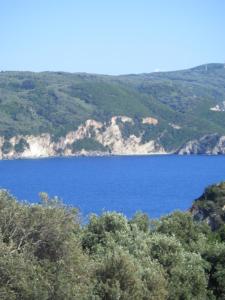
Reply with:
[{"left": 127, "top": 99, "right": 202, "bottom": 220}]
[
  {"left": 71, "top": 138, "right": 109, "bottom": 153},
  {"left": 0, "top": 182, "right": 225, "bottom": 299},
  {"left": 1, "top": 63, "right": 225, "bottom": 150}
]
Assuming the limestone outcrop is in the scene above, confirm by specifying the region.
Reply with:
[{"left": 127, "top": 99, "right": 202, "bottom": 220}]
[{"left": 0, "top": 116, "right": 166, "bottom": 159}]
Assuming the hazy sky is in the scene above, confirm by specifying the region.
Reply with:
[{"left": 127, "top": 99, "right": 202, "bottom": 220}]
[{"left": 1, "top": 0, "right": 224, "bottom": 74}]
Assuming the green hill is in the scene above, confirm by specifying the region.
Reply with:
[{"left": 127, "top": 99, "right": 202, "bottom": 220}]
[{"left": 0, "top": 63, "right": 225, "bottom": 151}]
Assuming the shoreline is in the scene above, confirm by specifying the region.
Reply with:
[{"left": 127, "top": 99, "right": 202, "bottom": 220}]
[{"left": 0, "top": 152, "right": 223, "bottom": 161}]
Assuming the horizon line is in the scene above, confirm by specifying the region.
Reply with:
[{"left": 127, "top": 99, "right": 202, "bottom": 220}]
[{"left": 0, "top": 62, "right": 224, "bottom": 76}]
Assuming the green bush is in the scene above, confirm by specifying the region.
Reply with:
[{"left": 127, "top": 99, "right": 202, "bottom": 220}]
[
  {"left": 71, "top": 138, "right": 108, "bottom": 152},
  {"left": 1, "top": 141, "right": 13, "bottom": 154},
  {"left": 14, "top": 138, "right": 30, "bottom": 153}
]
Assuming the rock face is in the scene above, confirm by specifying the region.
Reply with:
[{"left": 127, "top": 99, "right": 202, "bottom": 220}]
[
  {"left": 190, "top": 182, "right": 225, "bottom": 230},
  {"left": 210, "top": 101, "right": 225, "bottom": 112},
  {"left": 177, "top": 134, "right": 225, "bottom": 154},
  {"left": 2, "top": 117, "right": 225, "bottom": 159},
  {"left": 142, "top": 117, "right": 158, "bottom": 125},
  {"left": 0, "top": 116, "right": 166, "bottom": 159}
]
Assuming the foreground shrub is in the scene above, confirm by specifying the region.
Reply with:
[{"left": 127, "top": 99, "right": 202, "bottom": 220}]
[
  {"left": 94, "top": 248, "right": 168, "bottom": 300},
  {"left": 0, "top": 184, "right": 225, "bottom": 299}
]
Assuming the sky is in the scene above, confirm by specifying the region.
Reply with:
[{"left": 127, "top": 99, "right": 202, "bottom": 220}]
[{"left": 0, "top": 0, "right": 225, "bottom": 74}]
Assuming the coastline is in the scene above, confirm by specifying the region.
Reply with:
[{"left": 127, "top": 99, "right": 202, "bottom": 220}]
[
  {"left": 0, "top": 151, "right": 222, "bottom": 161},
  {"left": 0, "top": 151, "right": 167, "bottom": 161}
]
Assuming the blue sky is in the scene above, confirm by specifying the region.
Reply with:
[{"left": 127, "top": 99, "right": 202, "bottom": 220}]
[{"left": 0, "top": 0, "right": 224, "bottom": 74}]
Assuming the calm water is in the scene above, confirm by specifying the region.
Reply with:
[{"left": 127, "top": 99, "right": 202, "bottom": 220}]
[{"left": 0, "top": 155, "right": 225, "bottom": 218}]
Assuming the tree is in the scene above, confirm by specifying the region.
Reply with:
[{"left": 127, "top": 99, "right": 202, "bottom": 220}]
[
  {"left": 203, "top": 242, "right": 225, "bottom": 299},
  {"left": 154, "top": 211, "right": 211, "bottom": 252},
  {"left": 129, "top": 211, "right": 151, "bottom": 233},
  {"left": 94, "top": 248, "right": 168, "bottom": 300},
  {"left": 0, "top": 190, "right": 93, "bottom": 299},
  {"left": 147, "top": 234, "right": 207, "bottom": 299}
]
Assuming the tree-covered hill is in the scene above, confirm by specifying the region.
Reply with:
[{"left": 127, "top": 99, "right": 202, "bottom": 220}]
[
  {"left": 0, "top": 63, "right": 225, "bottom": 151},
  {"left": 1, "top": 182, "right": 225, "bottom": 299}
]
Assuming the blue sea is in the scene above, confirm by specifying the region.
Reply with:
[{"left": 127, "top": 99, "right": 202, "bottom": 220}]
[{"left": 0, "top": 155, "right": 225, "bottom": 219}]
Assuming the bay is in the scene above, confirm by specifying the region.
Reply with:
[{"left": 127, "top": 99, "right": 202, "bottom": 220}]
[{"left": 0, "top": 155, "right": 225, "bottom": 218}]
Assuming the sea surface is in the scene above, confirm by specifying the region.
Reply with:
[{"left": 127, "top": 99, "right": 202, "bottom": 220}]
[{"left": 0, "top": 155, "right": 225, "bottom": 219}]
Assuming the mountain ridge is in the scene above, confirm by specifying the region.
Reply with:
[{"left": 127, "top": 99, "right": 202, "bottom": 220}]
[{"left": 1, "top": 62, "right": 224, "bottom": 76}]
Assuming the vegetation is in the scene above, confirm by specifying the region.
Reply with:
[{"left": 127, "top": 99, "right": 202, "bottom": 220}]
[
  {"left": 192, "top": 182, "right": 225, "bottom": 230},
  {"left": 14, "top": 138, "right": 30, "bottom": 153},
  {"left": 71, "top": 138, "right": 108, "bottom": 153},
  {"left": 0, "top": 182, "right": 225, "bottom": 299},
  {"left": 1, "top": 63, "right": 225, "bottom": 150},
  {"left": 1, "top": 140, "right": 13, "bottom": 154}
]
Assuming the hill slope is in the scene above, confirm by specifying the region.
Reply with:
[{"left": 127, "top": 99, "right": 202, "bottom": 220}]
[{"left": 0, "top": 63, "right": 225, "bottom": 157}]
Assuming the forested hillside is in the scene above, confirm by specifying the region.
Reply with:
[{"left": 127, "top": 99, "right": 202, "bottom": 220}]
[
  {"left": 0, "top": 63, "right": 225, "bottom": 153},
  {"left": 0, "top": 182, "right": 225, "bottom": 299}
]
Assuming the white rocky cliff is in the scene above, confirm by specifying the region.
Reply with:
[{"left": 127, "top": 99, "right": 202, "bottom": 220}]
[
  {"left": 2, "top": 117, "right": 224, "bottom": 159},
  {"left": 0, "top": 116, "right": 166, "bottom": 159},
  {"left": 177, "top": 134, "right": 225, "bottom": 155}
]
